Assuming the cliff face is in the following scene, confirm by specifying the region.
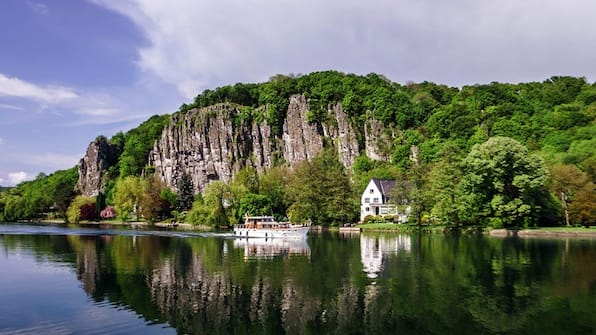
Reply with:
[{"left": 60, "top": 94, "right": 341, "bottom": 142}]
[
  {"left": 76, "top": 136, "right": 116, "bottom": 196},
  {"left": 149, "top": 103, "right": 265, "bottom": 193},
  {"left": 77, "top": 94, "right": 389, "bottom": 195},
  {"left": 149, "top": 95, "right": 364, "bottom": 193}
]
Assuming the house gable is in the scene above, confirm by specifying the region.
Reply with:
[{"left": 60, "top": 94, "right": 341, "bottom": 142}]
[{"left": 362, "top": 179, "right": 382, "bottom": 205}]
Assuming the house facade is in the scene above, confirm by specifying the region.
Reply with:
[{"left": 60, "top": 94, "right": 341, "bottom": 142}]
[{"left": 360, "top": 178, "right": 409, "bottom": 223}]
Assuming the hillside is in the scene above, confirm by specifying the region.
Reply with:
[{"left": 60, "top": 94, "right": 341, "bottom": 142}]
[{"left": 1, "top": 71, "right": 594, "bottom": 227}]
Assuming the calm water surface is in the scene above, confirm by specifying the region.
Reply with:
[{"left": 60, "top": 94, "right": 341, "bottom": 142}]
[{"left": 0, "top": 223, "right": 594, "bottom": 334}]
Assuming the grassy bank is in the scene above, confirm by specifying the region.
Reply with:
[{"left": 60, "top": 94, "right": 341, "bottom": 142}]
[
  {"left": 490, "top": 226, "right": 596, "bottom": 238},
  {"left": 23, "top": 219, "right": 217, "bottom": 232},
  {"left": 358, "top": 223, "right": 445, "bottom": 233}
]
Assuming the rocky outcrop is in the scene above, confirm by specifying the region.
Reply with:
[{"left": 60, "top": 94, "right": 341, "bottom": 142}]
[
  {"left": 149, "top": 95, "right": 364, "bottom": 193},
  {"left": 149, "top": 103, "right": 275, "bottom": 193},
  {"left": 324, "top": 102, "right": 360, "bottom": 168},
  {"left": 78, "top": 94, "right": 395, "bottom": 195},
  {"left": 76, "top": 136, "right": 116, "bottom": 196},
  {"left": 364, "top": 118, "right": 394, "bottom": 161},
  {"left": 282, "top": 95, "right": 324, "bottom": 164}
]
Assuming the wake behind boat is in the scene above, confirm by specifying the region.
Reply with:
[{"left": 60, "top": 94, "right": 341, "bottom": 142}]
[{"left": 233, "top": 215, "right": 310, "bottom": 238}]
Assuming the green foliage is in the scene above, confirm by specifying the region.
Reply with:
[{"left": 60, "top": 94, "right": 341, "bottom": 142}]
[
  {"left": 139, "top": 176, "right": 173, "bottom": 223},
  {"left": 427, "top": 143, "right": 465, "bottom": 225},
  {"left": 116, "top": 115, "right": 168, "bottom": 177},
  {"left": 186, "top": 181, "right": 231, "bottom": 227},
  {"left": 238, "top": 193, "right": 271, "bottom": 217},
  {"left": 66, "top": 195, "right": 96, "bottom": 223},
  {"left": 113, "top": 176, "right": 146, "bottom": 221},
  {"left": 286, "top": 149, "right": 357, "bottom": 226},
  {"left": 0, "top": 167, "right": 78, "bottom": 221},
  {"left": 457, "top": 137, "right": 549, "bottom": 227}
]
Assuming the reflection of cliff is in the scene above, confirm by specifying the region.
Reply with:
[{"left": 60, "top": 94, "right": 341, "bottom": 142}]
[
  {"left": 148, "top": 252, "right": 324, "bottom": 334},
  {"left": 360, "top": 234, "right": 411, "bottom": 278},
  {"left": 70, "top": 235, "right": 101, "bottom": 295}
]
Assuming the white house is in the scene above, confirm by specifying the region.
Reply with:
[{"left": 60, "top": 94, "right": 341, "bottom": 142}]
[{"left": 360, "top": 178, "right": 409, "bottom": 223}]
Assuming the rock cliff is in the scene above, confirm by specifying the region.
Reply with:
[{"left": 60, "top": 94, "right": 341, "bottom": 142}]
[
  {"left": 77, "top": 94, "right": 391, "bottom": 195},
  {"left": 76, "top": 136, "right": 117, "bottom": 196},
  {"left": 149, "top": 95, "right": 365, "bottom": 193}
]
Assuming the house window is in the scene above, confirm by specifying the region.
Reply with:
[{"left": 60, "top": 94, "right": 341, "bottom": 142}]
[
  {"left": 364, "top": 198, "right": 370, "bottom": 203},
  {"left": 365, "top": 207, "right": 370, "bottom": 212},
  {"left": 373, "top": 198, "right": 379, "bottom": 203},
  {"left": 369, "top": 189, "right": 374, "bottom": 194}
]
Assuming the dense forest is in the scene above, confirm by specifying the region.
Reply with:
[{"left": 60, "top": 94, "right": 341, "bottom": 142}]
[{"left": 0, "top": 71, "right": 594, "bottom": 228}]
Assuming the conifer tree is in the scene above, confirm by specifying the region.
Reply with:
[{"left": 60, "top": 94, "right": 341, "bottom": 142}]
[{"left": 176, "top": 172, "right": 194, "bottom": 211}]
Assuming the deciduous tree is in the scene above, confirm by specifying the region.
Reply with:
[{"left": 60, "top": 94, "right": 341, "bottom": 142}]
[
  {"left": 549, "top": 164, "right": 589, "bottom": 226},
  {"left": 458, "top": 137, "right": 549, "bottom": 228}
]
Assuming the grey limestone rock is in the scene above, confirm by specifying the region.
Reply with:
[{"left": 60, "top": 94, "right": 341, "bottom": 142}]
[{"left": 76, "top": 136, "right": 116, "bottom": 196}]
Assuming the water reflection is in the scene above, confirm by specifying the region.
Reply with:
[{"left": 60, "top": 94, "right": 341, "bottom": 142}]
[
  {"left": 233, "top": 238, "right": 311, "bottom": 259},
  {"left": 1, "top": 224, "right": 595, "bottom": 335},
  {"left": 360, "top": 234, "right": 411, "bottom": 278}
]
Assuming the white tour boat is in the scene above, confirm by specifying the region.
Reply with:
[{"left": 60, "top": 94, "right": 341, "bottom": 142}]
[{"left": 233, "top": 215, "right": 310, "bottom": 239}]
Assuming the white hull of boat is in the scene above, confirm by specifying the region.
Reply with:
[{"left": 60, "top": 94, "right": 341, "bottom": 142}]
[{"left": 233, "top": 226, "right": 309, "bottom": 239}]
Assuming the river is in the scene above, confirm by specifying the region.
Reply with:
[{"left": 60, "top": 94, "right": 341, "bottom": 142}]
[{"left": 0, "top": 223, "right": 594, "bottom": 334}]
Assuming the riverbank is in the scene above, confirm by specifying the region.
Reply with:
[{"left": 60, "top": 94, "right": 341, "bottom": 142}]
[
  {"left": 357, "top": 223, "right": 596, "bottom": 238},
  {"left": 14, "top": 219, "right": 215, "bottom": 232},
  {"left": 490, "top": 227, "right": 596, "bottom": 238},
  {"left": 357, "top": 223, "right": 445, "bottom": 233}
]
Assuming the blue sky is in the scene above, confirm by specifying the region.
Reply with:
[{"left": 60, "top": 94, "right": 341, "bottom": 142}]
[{"left": 1, "top": 0, "right": 596, "bottom": 186}]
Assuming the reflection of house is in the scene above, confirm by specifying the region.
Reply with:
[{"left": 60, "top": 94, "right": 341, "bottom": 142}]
[
  {"left": 360, "top": 234, "right": 411, "bottom": 278},
  {"left": 360, "top": 178, "right": 409, "bottom": 222}
]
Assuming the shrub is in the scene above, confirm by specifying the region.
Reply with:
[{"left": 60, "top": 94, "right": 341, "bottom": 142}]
[
  {"left": 100, "top": 206, "right": 117, "bottom": 220},
  {"left": 66, "top": 196, "right": 96, "bottom": 223}
]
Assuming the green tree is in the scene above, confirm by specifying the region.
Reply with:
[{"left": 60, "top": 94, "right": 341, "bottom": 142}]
[
  {"left": 238, "top": 193, "right": 271, "bottom": 217},
  {"left": 390, "top": 161, "right": 430, "bottom": 226},
  {"left": 428, "top": 143, "right": 465, "bottom": 225},
  {"left": 458, "top": 137, "right": 549, "bottom": 228},
  {"left": 54, "top": 180, "right": 75, "bottom": 221},
  {"left": 113, "top": 176, "right": 146, "bottom": 221},
  {"left": 258, "top": 166, "right": 289, "bottom": 221},
  {"left": 139, "top": 176, "right": 171, "bottom": 223},
  {"left": 286, "top": 149, "right": 356, "bottom": 226},
  {"left": 66, "top": 195, "right": 96, "bottom": 223},
  {"left": 187, "top": 181, "right": 231, "bottom": 227}
]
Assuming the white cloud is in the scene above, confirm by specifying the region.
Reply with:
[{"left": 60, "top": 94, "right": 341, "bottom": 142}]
[
  {"left": 75, "top": 108, "right": 121, "bottom": 117},
  {"left": 8, "top": 171, "right": 30, "bottom": 185},
  {"left": 92, "top": 0, "right": 596, "bottom": 96},
  {"left": 0, "top": 178, "right": 4, "bottom": 184},
  {"left": 27, "top": 153, "right": 81, "bottom": 170},
  {"left": 0, "top": 72, "right": 166, "bottom": 127},
  {"left": 0, "top": 103, "right": 24, "bottom": 111},
  {"left": 27, "top": 1, "right": 49, "bottom": 16},
  {"left": 0, "top": 72, "right": 77, "bottom": 103}
]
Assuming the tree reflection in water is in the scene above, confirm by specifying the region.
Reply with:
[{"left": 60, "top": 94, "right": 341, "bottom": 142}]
[{"left": 1, "top": 230, "right": 594, "bottom": 334}]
